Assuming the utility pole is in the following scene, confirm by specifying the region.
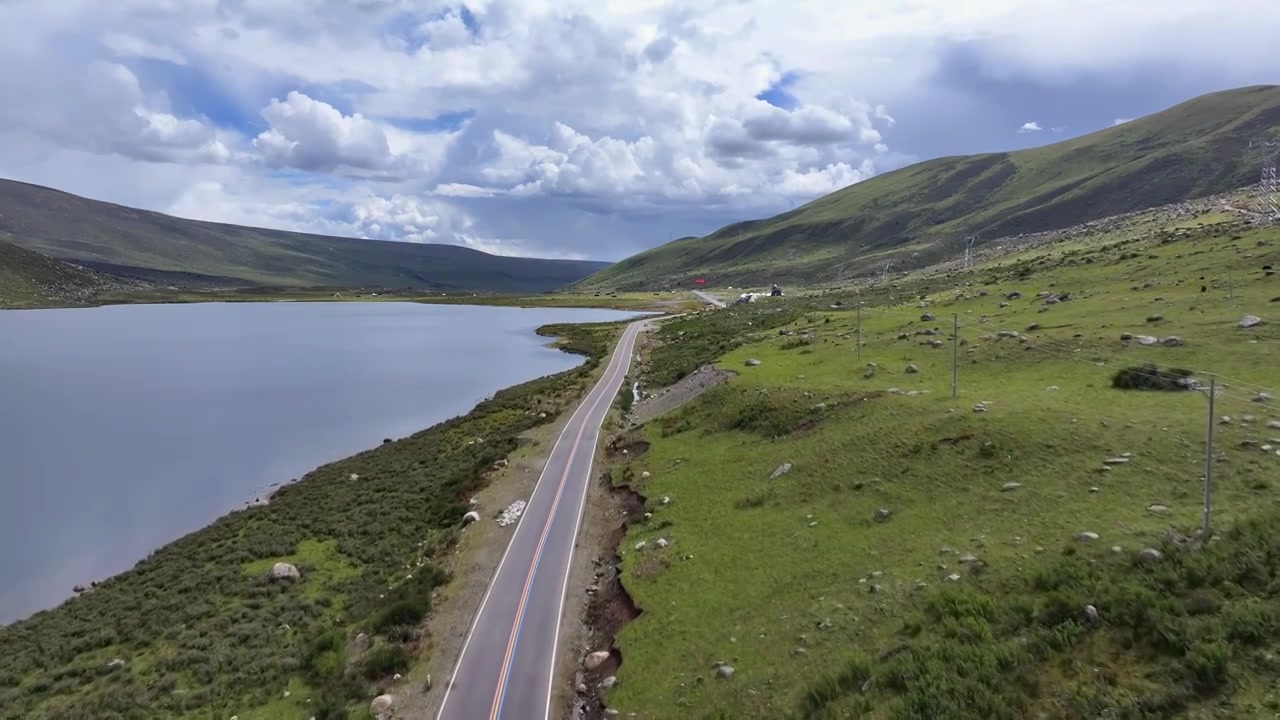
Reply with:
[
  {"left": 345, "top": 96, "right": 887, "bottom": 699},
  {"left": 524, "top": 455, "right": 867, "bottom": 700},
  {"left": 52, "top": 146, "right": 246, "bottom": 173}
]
[
  {"left": 856, "top": 304, "right": 863, "bottom": 364},
  {"left": 951, "top": 314, "right": 959, "bottom": 398},
  {"left": 1199, "top": 375, "right": 1220, "bottom": 538}
]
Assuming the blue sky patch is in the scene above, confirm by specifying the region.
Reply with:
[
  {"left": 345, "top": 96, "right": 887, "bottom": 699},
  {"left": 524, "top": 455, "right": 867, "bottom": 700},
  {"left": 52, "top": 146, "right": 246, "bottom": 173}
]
[
  {"left": 756, "top": 70, "right": 802, "bottom": 110},
  {"left": 384, "top": 111, "right": 475, "bottom": 133}
]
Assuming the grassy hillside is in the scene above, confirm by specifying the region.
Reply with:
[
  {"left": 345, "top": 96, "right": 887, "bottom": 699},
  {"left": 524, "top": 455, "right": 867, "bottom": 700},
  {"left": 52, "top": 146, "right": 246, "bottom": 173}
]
[
  {"left": 594, "top": 204, "right": 1280, "bottom": 718},
  {"left": 581, "top": 84, "right": 1280, "bottom": 290},
  {"left": 0, "top": 239, "right": 136, "bottom": 308},
  {"left": 0, "top": 179, "right": 609, "bottom": 293}
]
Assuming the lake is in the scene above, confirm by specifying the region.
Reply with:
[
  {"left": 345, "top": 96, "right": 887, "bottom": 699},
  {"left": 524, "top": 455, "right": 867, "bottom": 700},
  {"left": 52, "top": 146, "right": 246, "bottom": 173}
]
[{"left": 0, "top": 301, "right": 647, "bottom": 625}]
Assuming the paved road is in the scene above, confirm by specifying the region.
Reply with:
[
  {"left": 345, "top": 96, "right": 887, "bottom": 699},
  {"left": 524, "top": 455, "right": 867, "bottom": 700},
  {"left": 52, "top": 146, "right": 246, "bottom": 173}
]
[
  {"left": 435, "top": 319, "right": 648, "bottom": 720},
  {"left": 692, "top": 289, "right": 726, "bottom": 308}
]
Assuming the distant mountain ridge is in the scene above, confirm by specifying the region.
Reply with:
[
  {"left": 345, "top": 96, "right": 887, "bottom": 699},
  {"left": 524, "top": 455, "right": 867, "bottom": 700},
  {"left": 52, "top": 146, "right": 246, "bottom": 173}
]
[
  {"left": 0, "top": 179, "right": 609, "bottom": 293},
  {"left": 578, "top": 84, "right": 1280, "bottom": 290}
]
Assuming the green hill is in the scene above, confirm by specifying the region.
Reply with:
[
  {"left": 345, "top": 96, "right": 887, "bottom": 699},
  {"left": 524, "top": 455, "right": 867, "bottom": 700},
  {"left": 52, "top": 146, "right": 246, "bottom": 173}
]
[
  {"left": 0, "top": 179, "right": 609, "bottom": 293},
  {"left": 0, "top": 239, "right": 135, "bottom": 308},
  {"left": 580, "top": 84, "right": 1280, "bottom": 290}
]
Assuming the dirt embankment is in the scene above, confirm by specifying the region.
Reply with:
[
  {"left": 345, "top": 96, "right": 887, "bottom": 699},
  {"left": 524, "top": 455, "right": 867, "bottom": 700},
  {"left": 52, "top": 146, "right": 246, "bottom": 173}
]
[
  {"left": 570, "top": 441, "right": 648, "bottom": 720},
  {"left": 628, "top": 364, "right": 734, "bottom": 427}
]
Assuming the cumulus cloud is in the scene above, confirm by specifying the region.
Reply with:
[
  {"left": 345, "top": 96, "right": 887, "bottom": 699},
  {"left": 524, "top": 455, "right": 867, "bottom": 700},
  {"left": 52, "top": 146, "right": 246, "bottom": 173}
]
[
  {"left": 2, "top": 0, "right": 1279, "bottom": 261},
  {"left": 1018, "top": 121, "right": 1043, "bottom": 133},
  {"left": 254, "top": 92, "right": 398, "bottom": 174},
  {"left": 1114, "top": 117, "right": 1134, "bottom": 125}
]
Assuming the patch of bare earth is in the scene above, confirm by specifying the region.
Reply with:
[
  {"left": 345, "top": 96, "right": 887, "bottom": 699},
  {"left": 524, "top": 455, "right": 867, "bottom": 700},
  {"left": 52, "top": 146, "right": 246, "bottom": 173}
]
[{"left": 628, "top": 364, "right": 734, "bottom": 427}]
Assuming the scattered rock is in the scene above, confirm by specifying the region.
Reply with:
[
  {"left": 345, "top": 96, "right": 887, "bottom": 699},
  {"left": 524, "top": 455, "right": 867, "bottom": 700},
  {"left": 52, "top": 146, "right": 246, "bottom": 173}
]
[
  {"left": 873, "top": 508, "right": 893, "bottom": 523},
  {"left": 1239, "top": 315, "right": 1263, "bottom": 328},
  {"left": 973, "top": 404, "right": 988, "bottom": 413},
  {"left": 1076, "top": 531, "right": 1100, "bottom": 542},
  {"left": 1084, "top": 604, "right": 1100, "bottom": 625},
  {"left": 1046, "top": 386, "right": 1060, "bottom": 392},
  {"left": 370, "top": 695, "right": 395, "bottom": 716},
  {"left": 641, "top": 471, "right": 651, "bottom": 479},
  {"left": 945, "top": 573, "right": 961, "bottom": 582},
  {"left": 1137, "top": 547, "right": 1164, "bottom": 564},
  {"left": 656, "top": 538, "right": 669, "bottom": 549},
  {"left": 462, "top": 511, "right": 480, "bottom": 525},
  {"left": 1160, "top": 336, "right": 1184, "bottom": 347},
  {"left": 904, "top": 363, "right": 919, "bottom": 374},
  {"left": 271, "top": 563, "right": 301, "bottom": 582},
  {"left": 958, "top": 553, "right": 979, "bottom": 564},
  {"left": 714, "top": 663, "right": 735, "bottom": 679},
  {"left": 921, "top": 312, "right": 936, "bottom": 321},
  {"left": 634, "top": 541, "right": 647, "bottom": 551},
  {"left": 600, "top": 676, "right": 619, "bottom": 689},
  {"left": 1147, "top": 504, "right": 1170, "bottom": 514},
  {"left": 1146, "top": 314, "right": 1163, "bottom": 323},
  {"left": 584, "top": 651, "right": 611, "bottom": 672},
  {"left": 1135, "top": 335, "right": 1159, "bottom": 346},
  {"left": 1120, "top": 332, "right": 1133, "bottom": 340},
  {"left": 1000, "top": 482, "right": 1022, "bottom": 492},
  {"left": 1025, "top": 323, "right": 1040, "bottom": 332},
  {"left": 1254, "top": 393, "right": 1273, "bottom": 403},
  {"left": 106, "top": 658, "right": 126, "bottom": 670},
  {"left": 745, "top": 358, "right": 762, "bottom": 367},
  {"left": 497, "top": 500, "right": 527, "bottom": 527},
  {"left": 1103, "top": 457, "right": 1130, "bottom": 465},
  {"left": 770, "top": 462, "right": 793, "bottom": 479}
]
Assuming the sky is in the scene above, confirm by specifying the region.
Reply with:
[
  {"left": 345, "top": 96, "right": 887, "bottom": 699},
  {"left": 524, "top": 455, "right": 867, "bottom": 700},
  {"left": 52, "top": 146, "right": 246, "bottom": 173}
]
[{"left": 0, "top": 1, "right": 1276, "bottom": 262}]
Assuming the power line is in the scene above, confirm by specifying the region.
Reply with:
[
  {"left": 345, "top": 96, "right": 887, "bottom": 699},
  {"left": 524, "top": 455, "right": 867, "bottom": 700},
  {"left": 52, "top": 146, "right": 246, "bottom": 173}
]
[{"left": 1250, "top": 139, "right": 1280, "bottom": 221}]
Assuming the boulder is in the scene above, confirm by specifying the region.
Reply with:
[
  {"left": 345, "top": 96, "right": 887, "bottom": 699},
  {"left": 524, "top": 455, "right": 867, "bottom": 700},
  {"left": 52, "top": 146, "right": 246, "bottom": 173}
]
[
  {"left": 271, "top": 562, "right": 301, "bottom": 581},
  {"left": 1239, "top": 315, "right": 1263, "bottom": 328},
  {"left": 370, "top": 695, "right": 395, "bottom": 716},
  {"left": 584, "top": 650, "right": 611, "bottom": 671},
  {"left": 462, "top": 510, "right": 480, "bottom": 524}
]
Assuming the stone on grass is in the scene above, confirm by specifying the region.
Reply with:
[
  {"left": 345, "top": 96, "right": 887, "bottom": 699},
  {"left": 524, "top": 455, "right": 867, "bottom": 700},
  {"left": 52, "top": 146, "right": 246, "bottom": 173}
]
[
  {"left": 713, "top": 663, "right": 735, "bottom": 679},
  {"left": 1137, "top": 547, "right": 1164, "bottom": 564},
  {"left": 904, "top": 363, "right": 919, "bottom": 374},
  {"left": 271, "top": 562, "right": 301, "bottom": 581},
  {"left": 1146, "top": 314, "right": 1163, "bottom": 323},
  {"left": 1135, "top": 335, "right": 1158, "bottom": 346},
  {"left": 1147, "top": 504, "right": 1170, "bottom": 514},
  {"left": 921, "top": 312, "right": 936, "bottom": 321},
  {"left": 600, "top": 676, "right": 618, "bottom": 689},
  {"left": 462, "top": 510, "right": 480, "bottom": 524},
  {"left": 770, "top": 462, "right": 793, "bottom": 479},
  {"left": 1000, "top": 482, "right": 1022, "bottom": 492},
  {"left": 745, "top": 358, "right": 762, "bottom": 367},
  {"left": 1161, "top": 336, "right": 1184, "bottom": 347},
  {"left": 1076, "top": 531, "right": 1100, "bottom": 542},
  {"left": 1084, "top": 604, "right": 1100, "bottom": 624},
  {"left": 873, "top": 508, "right": 893, "bottom": 523},
  {"left": 1239, "top": 315, "right": 1263, "bottom": 328},
  {"left": 945, "top": 573, "right": 961, "bottom": 582}
]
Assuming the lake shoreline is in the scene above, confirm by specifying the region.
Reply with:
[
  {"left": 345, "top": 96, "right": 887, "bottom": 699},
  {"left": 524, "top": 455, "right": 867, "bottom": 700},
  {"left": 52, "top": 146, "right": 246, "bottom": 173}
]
[{"left": 0, "top": 313, "right": 646, "bottom": 719}]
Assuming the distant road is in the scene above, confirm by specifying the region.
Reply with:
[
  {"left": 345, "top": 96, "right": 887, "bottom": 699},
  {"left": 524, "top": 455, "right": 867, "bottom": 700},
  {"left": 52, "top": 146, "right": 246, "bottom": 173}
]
[
  {"left": 435, "top": 319, "right": 647, "bottom": 720},
  {"left": 692, "top": 289, "right": 726, "bottom": 308}
]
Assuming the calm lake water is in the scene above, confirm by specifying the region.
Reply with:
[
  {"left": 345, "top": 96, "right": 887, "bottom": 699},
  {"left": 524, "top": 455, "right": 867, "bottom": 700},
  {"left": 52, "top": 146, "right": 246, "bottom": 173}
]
[{"left": 0, "top": 301, "right": 646, "bottom": 625}]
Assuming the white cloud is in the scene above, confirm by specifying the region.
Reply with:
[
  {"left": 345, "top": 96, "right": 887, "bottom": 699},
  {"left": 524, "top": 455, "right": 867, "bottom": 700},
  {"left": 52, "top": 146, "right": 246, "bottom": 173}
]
[
  {"left": 1114, "top": 117, "right": 1134, "bottom": 125},
  {"left": 1018, "top": 121, "right": 1043, "bottom": 133},
  {"left": 1, "top": 0, "right": 1279, "bottom": 261}
]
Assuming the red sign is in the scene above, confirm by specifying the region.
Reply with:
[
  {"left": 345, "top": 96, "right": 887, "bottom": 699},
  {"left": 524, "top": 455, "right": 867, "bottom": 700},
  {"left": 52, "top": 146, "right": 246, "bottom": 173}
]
[{"left": 693, "top": 278, "right": 706, "bottom": 285}]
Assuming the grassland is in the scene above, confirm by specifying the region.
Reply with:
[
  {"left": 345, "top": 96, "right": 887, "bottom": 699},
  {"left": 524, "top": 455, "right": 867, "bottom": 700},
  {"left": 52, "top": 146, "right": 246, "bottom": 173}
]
[
  {"left": 597, "top": 210, "right": 1280, "bottom": 718},
  {"left": 580, "top": 84, "right": 1280, "bottom": 290},
  {"left": 0, "top": 238, "right": 137, "bottom": 308},
  {"left": 0, "top": 178, "right": 608, "bottom": 293},
  {"left": 0, "top": 319, "right": 628, "bottom": 720}
]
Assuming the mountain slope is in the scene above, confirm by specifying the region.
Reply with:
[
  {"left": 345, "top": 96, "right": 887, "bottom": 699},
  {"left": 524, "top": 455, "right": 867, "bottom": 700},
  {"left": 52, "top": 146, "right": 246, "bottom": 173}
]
[
  {"left": 580, "top": 84, "right": 1280, "bottom": 290},
  {"left": 0, "top": 180, "right": 609, "bottom": 293},
  {"left": 0, "top": 239, "right": 135, "bottom": 307}
]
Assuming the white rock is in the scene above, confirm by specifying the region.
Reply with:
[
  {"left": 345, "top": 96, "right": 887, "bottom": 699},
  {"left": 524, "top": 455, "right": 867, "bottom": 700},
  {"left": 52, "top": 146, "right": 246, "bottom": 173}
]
[
  {"left": 945, "top": 573, "right": 961, "bottom": 582},
  {"left": 584, "top": 650, "right": 611, "bottom": 671},
  {"left": 1076, "top": 531, "right": 1100, "bottom": 542},
  {"left": 271, "top": 563, "right": 301, "bottom": 581},
  {"left": 634, "top": 541, "right": 647, "bottom": 551},
  {"left": 462, "top": 511, "right": 480, "bottom": 524},
  {"left": 370, "top": 694, "right": 395, "bottom": 716},
  {"left": 497, "top": 499, "right": 527, "bottom": 527},
  {"left": 1000, "top": 482, "right": 1022, "bottom": 492},
  {"left": 1239, "top": 315, "right": 1263, "bottom": 328},
  {"left": 656, "top": 538, "right": 669, "bottom": 549},
  {"left": 770, "top": 463, "right": 793, "bottom": 479}
]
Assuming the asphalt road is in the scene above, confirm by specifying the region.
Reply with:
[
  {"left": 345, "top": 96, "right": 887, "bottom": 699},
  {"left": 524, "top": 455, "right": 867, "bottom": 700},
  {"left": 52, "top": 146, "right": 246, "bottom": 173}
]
[
  {"left": 691, "top": 289, "right": 726, "bottom": 308},
  {"left": 435, "top": 319, "right": 647, "bottom": 720}
]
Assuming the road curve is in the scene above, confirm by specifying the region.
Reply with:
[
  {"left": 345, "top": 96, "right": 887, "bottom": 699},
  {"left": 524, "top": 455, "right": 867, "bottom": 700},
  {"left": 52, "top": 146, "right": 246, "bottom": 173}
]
[
  {"left": 435, "top": 319, "right": 648, "bottom": 720},
  {"left": 692, "top": 289, "right": 726, "bottom": 308}
]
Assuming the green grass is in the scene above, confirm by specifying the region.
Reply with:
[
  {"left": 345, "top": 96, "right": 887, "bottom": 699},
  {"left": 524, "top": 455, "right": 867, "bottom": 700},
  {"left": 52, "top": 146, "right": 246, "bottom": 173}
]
[
  {"left": 0, "top": 320, "right": 625, "bottom": 720},
  {"left": 0, "top": 238, "right": 131, "bottom": 308},
  {"left": 579, "top": 84, "right": 1280, "bottom": 291},
  {"left": 602, "top": 212, "right": 1280, "bottom": 718},
  {"left": 0, "top": 178, "right": 608, "bottom": 293}
]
